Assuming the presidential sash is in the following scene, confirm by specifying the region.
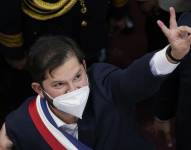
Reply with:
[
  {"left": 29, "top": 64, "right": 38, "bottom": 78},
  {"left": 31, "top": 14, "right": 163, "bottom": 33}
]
[{"left": 28, "top": 95, "right": 92, "bottom": 150}]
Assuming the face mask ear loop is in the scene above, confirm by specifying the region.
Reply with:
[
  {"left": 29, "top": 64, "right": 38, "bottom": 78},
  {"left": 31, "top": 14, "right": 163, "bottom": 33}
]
[
  {"left": 41, "top": 89, "right": 56, "bottom": 108},
  {"left": 43, "top": 90, "right": 53, "bottom": 99}
]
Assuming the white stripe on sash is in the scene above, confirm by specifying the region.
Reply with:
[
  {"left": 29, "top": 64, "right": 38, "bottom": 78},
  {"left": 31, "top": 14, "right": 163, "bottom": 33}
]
[{"left": 36, "top": 95, "right": 78, "bottom": 150}]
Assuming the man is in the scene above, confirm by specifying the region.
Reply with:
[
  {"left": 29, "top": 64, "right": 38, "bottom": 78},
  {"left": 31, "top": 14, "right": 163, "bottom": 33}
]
[
  {"left": 1, "top": 7, "right": 191, "bottom": 150},
  {"left": 152, "top": 12, "right": 191, "bottom": 150},
  {"left": 0, "top": 0, "right": 129, "bottom": 120}
]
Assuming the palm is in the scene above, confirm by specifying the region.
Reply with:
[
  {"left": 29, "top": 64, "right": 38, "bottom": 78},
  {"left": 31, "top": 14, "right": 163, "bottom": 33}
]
[{"left": 169, "top": 28, "right": 190, "bottom": 53}]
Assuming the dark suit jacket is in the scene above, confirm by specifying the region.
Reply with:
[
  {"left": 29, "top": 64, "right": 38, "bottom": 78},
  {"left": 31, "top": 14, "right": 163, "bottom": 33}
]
[{"left": 6, "top": 52, "right": 166, "bottom": 150}]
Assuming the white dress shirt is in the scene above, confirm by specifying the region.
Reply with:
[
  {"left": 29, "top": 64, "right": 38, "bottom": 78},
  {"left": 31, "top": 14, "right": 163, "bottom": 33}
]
[{"left": 150, "top": 45, "right": 179, "bottom": 75}]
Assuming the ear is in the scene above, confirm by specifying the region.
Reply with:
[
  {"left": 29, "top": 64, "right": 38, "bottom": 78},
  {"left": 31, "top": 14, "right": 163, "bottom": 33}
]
[{"left": 31, "top": 82, "right": 44, "bottom": 98}]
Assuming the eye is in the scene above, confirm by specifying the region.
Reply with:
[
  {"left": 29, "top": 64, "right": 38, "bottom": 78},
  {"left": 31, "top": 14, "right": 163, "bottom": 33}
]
[
  {"left": 74, "top": 73, "right": 81, "bottom": 81},
  {"left": 52, "top": 82, "right": 65, "bottom": 89}
]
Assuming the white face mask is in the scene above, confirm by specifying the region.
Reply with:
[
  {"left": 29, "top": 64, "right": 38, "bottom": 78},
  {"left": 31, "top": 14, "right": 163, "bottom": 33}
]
[{"left": 44, "top": 86, "right": 90, "bottom": 119}]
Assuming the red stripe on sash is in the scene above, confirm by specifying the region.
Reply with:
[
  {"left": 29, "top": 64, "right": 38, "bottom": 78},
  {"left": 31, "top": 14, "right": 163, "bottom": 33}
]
[{"left": 28, "top": 99, "right": 67, "bottom": 150}]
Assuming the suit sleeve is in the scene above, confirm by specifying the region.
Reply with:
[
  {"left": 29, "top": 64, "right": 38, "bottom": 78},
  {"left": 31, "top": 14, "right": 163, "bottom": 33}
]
[
  {"left": 111, "top": 52, "right": 168, "bottom": 104},
  {"left": 91, "top": 52, "right": 168, "bottom": 106}
]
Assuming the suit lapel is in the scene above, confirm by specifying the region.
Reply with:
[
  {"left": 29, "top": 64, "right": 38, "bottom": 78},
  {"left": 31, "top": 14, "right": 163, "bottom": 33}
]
[{"left": 78, "top": 97, "right": 96, "bottom": 149}]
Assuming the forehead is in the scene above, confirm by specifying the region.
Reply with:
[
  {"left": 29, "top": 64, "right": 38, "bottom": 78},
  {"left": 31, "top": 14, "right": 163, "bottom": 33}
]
[{"left": 46, "top": 56, "right": 84, "bottom": 81}]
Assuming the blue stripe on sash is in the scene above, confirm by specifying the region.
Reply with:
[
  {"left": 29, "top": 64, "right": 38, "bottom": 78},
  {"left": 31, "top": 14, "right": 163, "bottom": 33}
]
[
  {"left": 40, "top": 99, "right": 93, "bottom": 150},
  {"left": 40, "top": 99, "right": 57, "bottom": 127}
]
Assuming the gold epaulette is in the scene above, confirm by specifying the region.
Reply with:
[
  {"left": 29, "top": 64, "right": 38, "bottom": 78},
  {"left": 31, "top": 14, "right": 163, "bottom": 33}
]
[
  {"left": 22, "top": 0, "right": 77, "bottom": 21},
  {"left": 112, "top": 0, "right": 128, "bottom": 8},
  {"left": 0, "top": 32, "right": 23, "bottom": 48}
]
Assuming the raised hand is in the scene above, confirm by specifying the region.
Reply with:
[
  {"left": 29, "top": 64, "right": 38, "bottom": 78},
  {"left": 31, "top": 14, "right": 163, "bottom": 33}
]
[{"left": 157, "top": 7, "right": 191, "bottom": 61}]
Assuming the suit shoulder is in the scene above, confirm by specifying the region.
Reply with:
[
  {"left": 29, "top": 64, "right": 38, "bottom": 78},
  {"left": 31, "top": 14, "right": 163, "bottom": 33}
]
[
  {"left": 89, "top": 63, "right": 119, "bottom": 77},
  {"left": 5, "top": 96, "right": 35, "bottom": 129}
]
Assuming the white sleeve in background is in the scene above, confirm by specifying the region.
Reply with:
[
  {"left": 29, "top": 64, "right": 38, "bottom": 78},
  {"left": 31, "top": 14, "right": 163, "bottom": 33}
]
[{"left": 150, "top": 45, "right": 180, "bottom": 76}]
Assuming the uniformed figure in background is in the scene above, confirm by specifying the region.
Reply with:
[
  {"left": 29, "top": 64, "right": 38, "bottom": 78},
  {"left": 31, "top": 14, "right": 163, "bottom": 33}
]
[{"left": 0, "top": 0, "right": 130, "bottom": 65}]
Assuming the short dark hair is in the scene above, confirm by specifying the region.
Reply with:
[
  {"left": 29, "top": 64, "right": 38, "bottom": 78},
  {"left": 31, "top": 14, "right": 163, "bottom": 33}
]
[{"left": 27, "top": 35, "right": 85, "bottom": 82}]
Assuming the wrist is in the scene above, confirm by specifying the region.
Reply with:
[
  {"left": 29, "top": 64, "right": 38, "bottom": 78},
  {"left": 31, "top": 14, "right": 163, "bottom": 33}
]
[{"left": 166, "top": 46, "right": 183, "bottom": 64}]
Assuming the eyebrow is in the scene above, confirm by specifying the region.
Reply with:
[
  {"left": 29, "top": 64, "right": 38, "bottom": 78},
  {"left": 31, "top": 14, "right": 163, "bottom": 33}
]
[
  {"left": 75, "top": 68, "right": 82, "bottom": 75},
  {"left": 72, "top": 68, "right": 83, "bottom": 80},
  {"left": 51, "top": 67, "right": 83, "bottom": 84}
]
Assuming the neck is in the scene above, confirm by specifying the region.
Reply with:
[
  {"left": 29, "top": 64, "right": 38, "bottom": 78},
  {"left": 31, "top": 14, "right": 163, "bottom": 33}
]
[{"left": 49, "top": 104, "right": 78, "bottom": 124}]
